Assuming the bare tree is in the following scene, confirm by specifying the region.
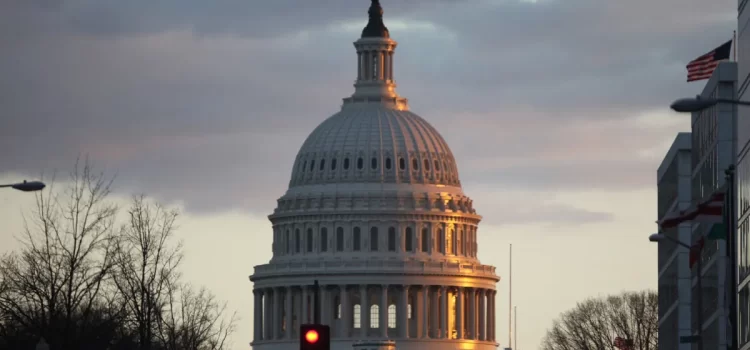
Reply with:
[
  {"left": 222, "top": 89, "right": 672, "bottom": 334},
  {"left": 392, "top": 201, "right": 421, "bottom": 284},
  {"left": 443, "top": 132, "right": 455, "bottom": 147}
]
[
  {"left": 112, "top": 195, "right": 182, "bottom": 350},
  {"left": 0, "top": 158, "right": 119, "bottom": 349},
  {"left": 157, "top": 281, "right": 237, "bottom": 350},
  {"left": 541, "top": 290, "right": 658, "bottom": 350}
]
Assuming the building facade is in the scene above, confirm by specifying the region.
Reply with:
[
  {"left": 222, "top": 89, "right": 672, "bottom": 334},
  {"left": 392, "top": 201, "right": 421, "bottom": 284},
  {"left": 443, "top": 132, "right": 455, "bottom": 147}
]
[
  {"left": 737, "top": 1, "right": 750, "bottom": 347},
  {"left": 691, "top": 61, "right": 738, "bottom": 348},
  {"left": 657, "top": 133, "right": 693, "bottom": 350},
  {"left": 249, "top": 2, "right": 500, "bottom": 350}
]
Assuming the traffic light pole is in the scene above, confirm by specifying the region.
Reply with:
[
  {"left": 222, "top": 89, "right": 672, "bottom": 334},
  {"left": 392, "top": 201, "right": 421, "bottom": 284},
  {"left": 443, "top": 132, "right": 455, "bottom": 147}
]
[{"left": 314, "top": 280, "right": 321, "bottom": 324}]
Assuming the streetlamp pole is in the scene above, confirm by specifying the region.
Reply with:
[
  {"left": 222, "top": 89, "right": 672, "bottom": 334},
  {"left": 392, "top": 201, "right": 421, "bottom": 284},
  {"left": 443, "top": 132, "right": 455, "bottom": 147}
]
[{"left": 650, "top": 233, "right": 703, "bottom": 349}]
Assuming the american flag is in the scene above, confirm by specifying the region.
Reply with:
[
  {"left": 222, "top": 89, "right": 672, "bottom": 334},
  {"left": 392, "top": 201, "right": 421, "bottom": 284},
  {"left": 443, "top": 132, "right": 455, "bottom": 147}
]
[
  {"left": 613, "top": 336, "right": 633, "bottom": 350},
  {"left": 686, "top": 40, "right": 732, "bottom": 82}
]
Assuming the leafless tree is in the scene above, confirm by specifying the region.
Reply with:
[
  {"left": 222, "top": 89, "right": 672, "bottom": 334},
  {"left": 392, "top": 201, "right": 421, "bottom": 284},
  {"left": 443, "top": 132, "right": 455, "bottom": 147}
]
[
  {"left": 541, "top": 290, "right": 658, "bottom": 350},
  {"left": 157, "top": 281, "right": 237, "bottom": 350},
  {"left": 112, "top": 195, "right": 182, "bottom": 350},
  {"left": 0, "top": 157, "right": 119, "bottom": 349}
]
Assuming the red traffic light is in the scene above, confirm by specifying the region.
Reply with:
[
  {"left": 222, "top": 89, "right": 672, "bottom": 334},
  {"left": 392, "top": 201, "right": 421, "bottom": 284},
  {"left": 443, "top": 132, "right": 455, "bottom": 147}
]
[{"left": 305, "top": 330, "right": 319, "bottom": 343}]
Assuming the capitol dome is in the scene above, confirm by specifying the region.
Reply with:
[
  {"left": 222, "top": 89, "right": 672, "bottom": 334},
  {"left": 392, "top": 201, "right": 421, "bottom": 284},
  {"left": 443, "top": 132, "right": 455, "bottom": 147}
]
[{"left": 250, "top": 2, "right": 499, "bottom": 350}]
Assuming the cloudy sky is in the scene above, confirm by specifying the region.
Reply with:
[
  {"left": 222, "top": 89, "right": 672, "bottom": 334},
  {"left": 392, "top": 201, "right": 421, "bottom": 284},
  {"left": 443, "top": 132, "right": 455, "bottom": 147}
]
[{"left": 0, "top": 0, "right": 738, "bottom": 348}]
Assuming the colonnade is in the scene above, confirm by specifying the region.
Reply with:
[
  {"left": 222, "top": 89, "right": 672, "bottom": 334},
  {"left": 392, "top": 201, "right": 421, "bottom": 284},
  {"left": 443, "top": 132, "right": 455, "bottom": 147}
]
[
  {"left": 357, "top": 50, "right": 394, "bottom": 82},
  {"left": 253, "top": 284, "right": 496, "bottom": 342}
]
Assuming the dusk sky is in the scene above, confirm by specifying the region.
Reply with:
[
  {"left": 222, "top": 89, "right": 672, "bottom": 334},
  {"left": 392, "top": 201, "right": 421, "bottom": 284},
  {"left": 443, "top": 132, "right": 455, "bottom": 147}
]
[{"left": 0, "top": 0, "right": 738, "bottom": 348}]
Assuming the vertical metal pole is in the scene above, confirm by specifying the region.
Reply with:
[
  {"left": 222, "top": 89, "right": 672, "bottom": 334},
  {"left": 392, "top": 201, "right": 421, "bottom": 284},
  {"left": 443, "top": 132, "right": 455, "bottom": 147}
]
[
  {"left": 697, "top": 257, "right": 704, "bottom": 350},
  {"left": 727, "top": 166, "right": 738, "bottom": 350},
  {"left": 508, "top": 244, "right": 512, "bottom": 348},
  {"left": 513, "top": 306, "right": 517, "bottom": 350},
  {"left": 314, "top": 280, "right": 321, "bottom": 324}
]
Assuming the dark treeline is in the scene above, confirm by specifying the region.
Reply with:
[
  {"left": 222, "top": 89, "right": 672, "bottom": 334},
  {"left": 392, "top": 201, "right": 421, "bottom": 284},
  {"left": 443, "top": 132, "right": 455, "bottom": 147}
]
[{"left": 0, "top": 159, "right": 237, "bottom": 350}]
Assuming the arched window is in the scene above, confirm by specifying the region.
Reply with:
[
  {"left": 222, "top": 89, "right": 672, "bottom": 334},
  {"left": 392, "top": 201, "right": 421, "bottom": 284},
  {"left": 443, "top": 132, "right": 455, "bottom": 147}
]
[
  {"left": 388, "top": 227, "right": 396, "bottom": 251},
  {"left": 307, "top": 228, "right": 314, "bottom": 252},
  {"left": 370, "top": 305, "right": 379, "bottom": 328},
  {"left": 295, "top": 229, "right": 301, "bottom": 253},
  {"left": 405, "top": 227, "right": 413, "bottom": 252},
  {"left": 456, "top": 230, "right": 462, "bottom": 256},
  {"left": 310, "top": 160, "right": 315, "bottom": 171},
  {"left": 357, "top": 157, "right": 364, "bottom": 170},
  {"left": 388, "top": 304, "right": 396, "bottom": 328},
  {"left": 344, "top": 158, "right": 350, "bottom": 170},
  {"left": 434, "top": 160, "right": 440, "bottom": 171},
  {"left": 437, "top": 229, "right": 444, "bottom": 254},
  {"left": 370, "top": 227, "right": 379, "bottom": 251},
  {"left": 385, "top": 158, "right": 392, "bottom": 169},
  {"left": 353, "top": 304, "right": 361, "bottom": 328},
  {"left": 320, "top": 159, "right": 326, "bottom": 171},
  {"left": 331, "top": 158, "right": 337, "bottom": 170},
  {"left": 286, "top": 230, "right": 291, "bottom": 254},
  {"left": 302, "top": 161, "right": 307, "bottom": 172},
  {"left": 399, "top": 157, "right": 406, "bottom": 170},
  {"left": 447, "top": 229, "right": 455, "bottom": 255},
  {"left": 412, "top": 158, "right": 419, "bottom": 170},
  {"left": 424, "top": 159, "right": 430, "bottom": 171},
  {"left": 320, "top": 227, "right": 328, "bottom": 252},
  {"left": 353, "top": 227, "right": 361, "bottom": 251},
  {"left": 371, "top": 157, "right": 378, "bottom": 169},
  {"left": 336, "top": 227, "right": 344, "bottom": 252},
  {"left": 421, "top": 228, "right": 429, "bottom": 252}
]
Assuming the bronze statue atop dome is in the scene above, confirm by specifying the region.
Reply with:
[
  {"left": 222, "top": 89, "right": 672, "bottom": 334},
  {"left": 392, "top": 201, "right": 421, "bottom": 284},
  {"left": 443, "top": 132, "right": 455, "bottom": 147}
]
[{"left": 361, "top": 0, "right": 390, "bottom": 38}]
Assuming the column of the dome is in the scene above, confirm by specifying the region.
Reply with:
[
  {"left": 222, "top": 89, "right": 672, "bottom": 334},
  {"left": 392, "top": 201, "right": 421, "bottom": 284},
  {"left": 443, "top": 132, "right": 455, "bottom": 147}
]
[
  {"left": 399, "top": 285, "right": 409, "bottom": 338},
  {"left": 421, "top": 285, "right": 429, "bottom": 339},
  {"left": 321, "top": 286, "right": 330, "bottom": 325},
  {"left": 439, "top": 286, "right": 448, "bottom": 339},
  {"left": 430, "top": 287, "right": 439, "bottom": 337},
  {"left": 456, "top": 287, "right": 464, "bottom": 339},
  {"left": 360, "top": 285, "right": 369, "bottom": 338},
  {"left": 380, "top": 285, "right": 388, "bottom": 337},
  {"left": 263, "top": 288, "right": 271, "bottom": 339},
  {"left": 357, "top": 52, "right": 363, "bottom": 80},
  {"left": 272, "top": 288, "right": 281, "bottom": 339},
  {"left": 468, "top": 288, "right": 476, "bottom": 340},
  {"left": 339, "top": 285, "right": 349, "bottom": 337},
  {"left": 301, "top": 286, "right": 308, "bottom": 325},
  {"left": 478, "top": 289, "right": 486, "bottom": 341},
  {"left": 490, "top": 290, "right": 497, "bottom": 342},
  {"left": 285, "top": 288, "right": 293, "bottom": 339},
  {"left": 379, "top": 51, "right": 385, "bottom": 80}
]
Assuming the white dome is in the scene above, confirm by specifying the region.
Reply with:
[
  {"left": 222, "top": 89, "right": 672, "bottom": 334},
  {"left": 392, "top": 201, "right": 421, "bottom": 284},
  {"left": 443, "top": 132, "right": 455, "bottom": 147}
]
[{"left": 289, "top": 103, "right": 461, "bottom": 189}]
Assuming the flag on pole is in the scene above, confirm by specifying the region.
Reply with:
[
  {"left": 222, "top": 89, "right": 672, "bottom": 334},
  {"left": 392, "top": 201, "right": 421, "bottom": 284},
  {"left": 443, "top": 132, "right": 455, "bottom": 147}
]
[
  {"left": 687, "top": 40, "right": 732, "bottom": 82},
  {"left": 658, "top": 187, "right": 727, "bottom": 229},
  {"left": 689, "top": 236, "right": 705, "bottom": 269},
  {"left": 613, "top": 336, "right": 633, "bottom": 350}
]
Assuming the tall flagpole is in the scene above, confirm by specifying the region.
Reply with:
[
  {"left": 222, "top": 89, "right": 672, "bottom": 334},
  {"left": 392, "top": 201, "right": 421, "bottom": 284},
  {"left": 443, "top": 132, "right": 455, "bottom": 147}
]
[
  {"left": 514, "top": 306, "right": 517, "bottom": 350},
  {"left": 509, "top": 244, "right": 512, "bottom": 349},
  {"left": 727, "top": 165, "right": 738, "bottom": 349}
]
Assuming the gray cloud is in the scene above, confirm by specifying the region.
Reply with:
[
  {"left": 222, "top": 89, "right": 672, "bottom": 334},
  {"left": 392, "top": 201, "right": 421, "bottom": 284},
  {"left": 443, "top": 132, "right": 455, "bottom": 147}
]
[{"left": 0, "top": 0, "right": 732, "bottom": 217}]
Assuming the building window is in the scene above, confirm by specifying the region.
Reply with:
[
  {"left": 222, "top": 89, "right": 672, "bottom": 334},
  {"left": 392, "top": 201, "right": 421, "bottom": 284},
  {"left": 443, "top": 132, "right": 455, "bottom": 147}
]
[
  {"left": 321, "top": 227, "right": 328, "bottom": 252},
  {"left": 331, "top": 158, "right": 337, "bottom": 170},
  {"left": 357, "top": 157, "right": 364, "bottom": 170},
  {"left": 286, "top": 230, "right": 291, "bottom": 254},
  {"left": 295, "top": 229, "right": 301, "bottom": 253},
  {"left": 310, "top": 160, "right": 315, "bottom": 171},
  {"left": 344, "top": 158, "right": 350, "bottom": 170},
  {"left": 399, "top": 157, "right": 405, "bottom": 170},
  {"left": 388, "top": 304, "right": 396, "bottom": 328},
  {"left": 421, "top": 228, "right": 429, "bottom": 252},
  {"left": 437, "top": 229, "right": 444, "bottom": 254},
  {"left": 353, "top": 304, "right": 361, "bottom": 328},
  {"left": 320, "top": 159, "right": 326, "bottom": 171},
  {"left": 337, "top": 227, "right": 344, "bottom": 252},
  {"left": 353, "top": 227, "right": 361, "bottom": 251},
  {"left": 424, "top": 159, "right": 430, "bottom": 171},
  {"left": 371, "top": 157, "right": 378, "bottom": 169},
  {"left": 370, "top": 227, "right": 379, "bottom": 251},
  {"left": 307, "top": 228, "right": 314, "bottom": 252},
  {"left": 405, "top": 227, "right": 413, "bottom": 252},
  {"left": 385, "top": 158, "right": 392, "bottom": 169},
  {"left": 388, "top": 227, "right": 396, "bottom": 251},
  {"left": 370, "top": 305, "right": 379, "bottom": 328},
  {"left": 434, "top": 160, "right": 440, "bottom": 171},
  {"left": 447, "top": 229, "right": 455, "bottom": 255},
  {"left": 457, "top": 230, "right": 462, "bottom": 255},
  {"left": 302, "top": 161, "right": 307, "bottom": 172}
]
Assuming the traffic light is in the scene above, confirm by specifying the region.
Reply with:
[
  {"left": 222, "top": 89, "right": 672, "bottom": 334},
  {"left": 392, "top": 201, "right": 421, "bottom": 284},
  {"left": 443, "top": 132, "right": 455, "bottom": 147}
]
[{"left": 300, "top": 324, "right": 330, "bottom": 350}]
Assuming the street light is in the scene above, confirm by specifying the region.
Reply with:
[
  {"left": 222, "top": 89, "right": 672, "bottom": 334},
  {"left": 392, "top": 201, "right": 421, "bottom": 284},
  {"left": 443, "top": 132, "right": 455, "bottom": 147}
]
[
  {"left": 670, "top": 95, "right": 750, "bottom": 113},
  {"left": 649, "top": 233, "right": 703, "bottom": 349},
  {"left": 0, "top": 180, "right": 46, "bottom": 192}
]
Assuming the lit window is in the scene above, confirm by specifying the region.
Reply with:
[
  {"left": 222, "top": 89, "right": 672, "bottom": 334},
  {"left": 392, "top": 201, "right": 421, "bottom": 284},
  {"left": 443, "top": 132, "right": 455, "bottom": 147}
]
[
  {"left": 370, "top": 305, "right": 379, "bottom": 328},
  {"left": 388, "top": 304, "right": 396, "bottom": 328},
  {"left": 353, "top": 304, "right": 361, "bottom": 328}
]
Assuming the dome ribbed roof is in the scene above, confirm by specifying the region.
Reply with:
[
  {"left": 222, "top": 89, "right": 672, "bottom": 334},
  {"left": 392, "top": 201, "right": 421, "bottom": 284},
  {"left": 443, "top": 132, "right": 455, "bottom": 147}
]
[{"left": 288, "top": 104, "right": 460, "bottom": 188}]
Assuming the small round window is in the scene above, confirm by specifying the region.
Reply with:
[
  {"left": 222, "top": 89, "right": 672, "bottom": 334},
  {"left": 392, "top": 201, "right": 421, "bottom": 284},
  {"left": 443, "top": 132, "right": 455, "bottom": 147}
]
[
  {"left": 344, "top": 158, "right": 350, "bottom": 169},
  {"left": 357, "top": 157, "right": 364, "bottom": 170},
  {"left": 331, "top": 158, "right": 337, "bottom": 170},
  {"left": 399, "top": 157, "right": 406, "bottom": 170},
  {"left": 385, "top": 158, "right": 392, "bottom": 170},
  {"left": 412, "top": 158, "right": 419, "bottom": 170},
  {"left": 371, "top": 157, "right": 377, "bottom": 169}
]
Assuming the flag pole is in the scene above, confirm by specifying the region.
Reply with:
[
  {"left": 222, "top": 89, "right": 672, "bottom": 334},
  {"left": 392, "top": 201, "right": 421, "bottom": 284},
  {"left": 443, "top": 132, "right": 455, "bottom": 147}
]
[{"left": 726, "top": 165, "right": 738, "bottom": 349}]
